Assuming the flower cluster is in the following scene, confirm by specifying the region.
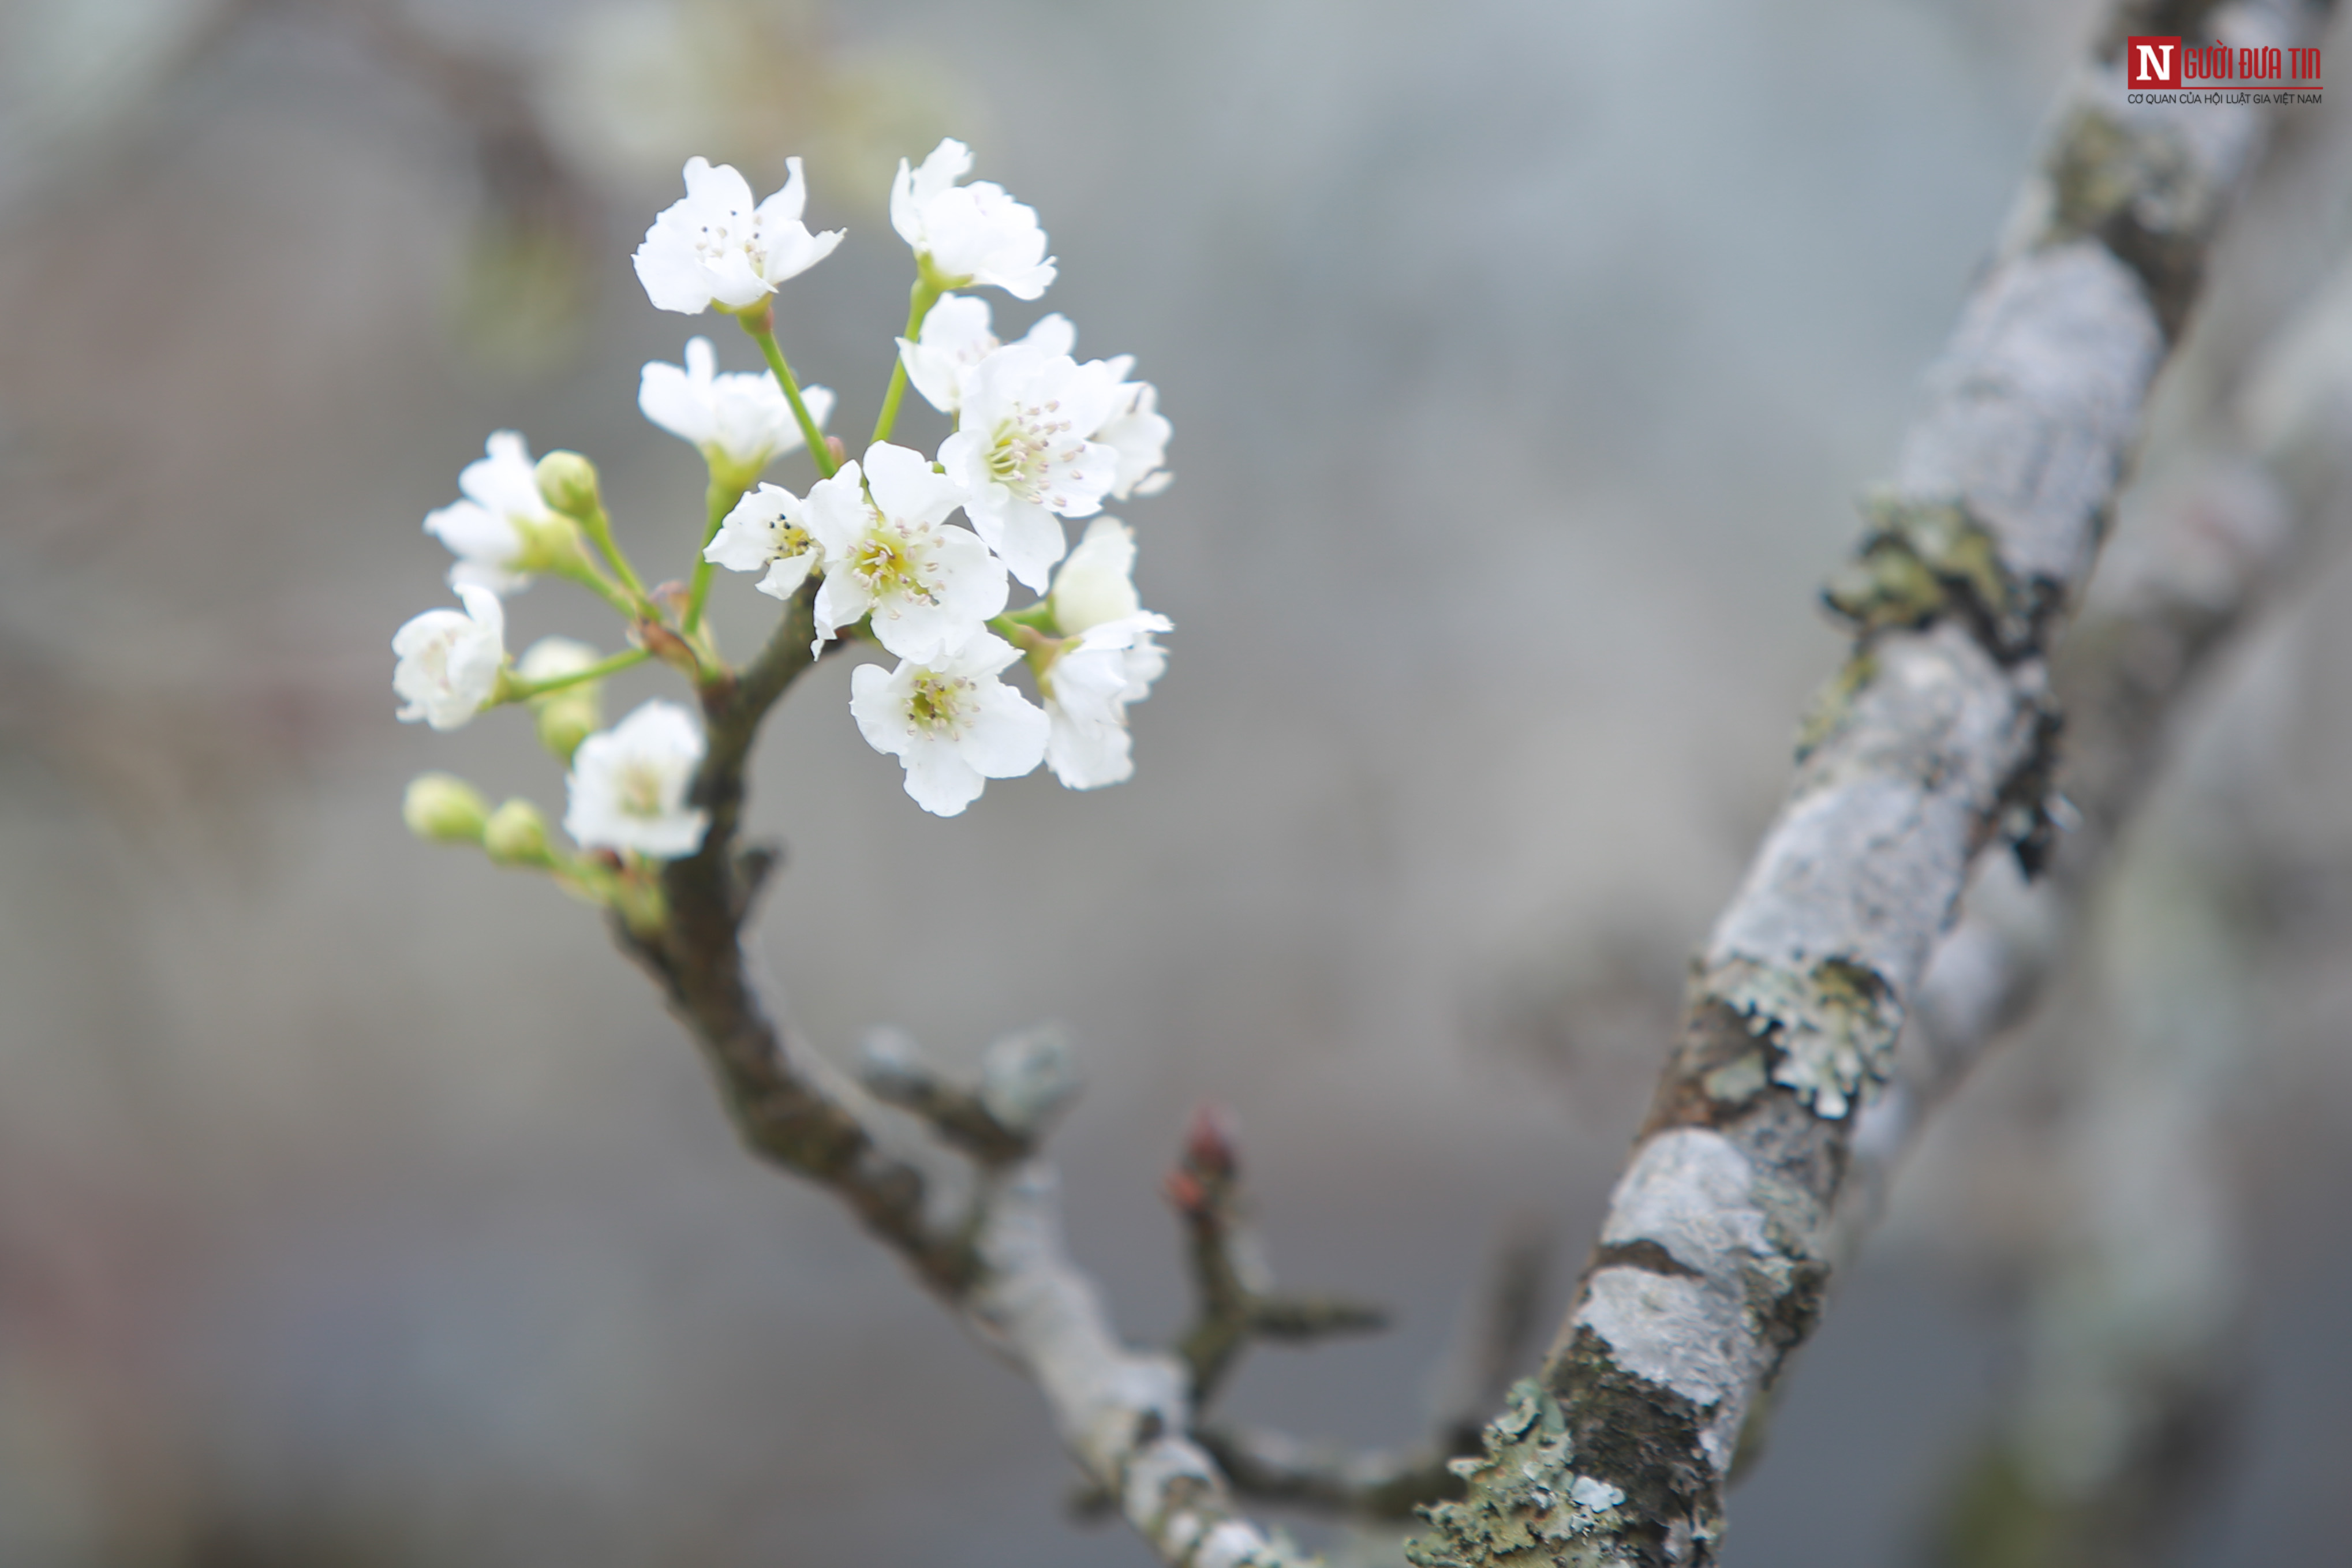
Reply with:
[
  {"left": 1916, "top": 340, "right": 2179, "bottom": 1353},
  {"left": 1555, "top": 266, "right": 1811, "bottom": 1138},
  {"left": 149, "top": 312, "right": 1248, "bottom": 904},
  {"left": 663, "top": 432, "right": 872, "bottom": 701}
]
[{"left": 392, "top": 138, "right": 1175, "bottom": 911}]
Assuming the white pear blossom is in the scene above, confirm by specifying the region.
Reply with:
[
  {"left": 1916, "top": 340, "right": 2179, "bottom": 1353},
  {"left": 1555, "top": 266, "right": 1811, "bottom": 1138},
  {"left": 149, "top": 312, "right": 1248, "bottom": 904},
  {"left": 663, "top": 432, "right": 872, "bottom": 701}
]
[
  {"left": 633, "top": 156, "right": 843, "bottom": 315},
  {"left": 850, "top": 632, "right": 1049, "bottom": 816},
  {"left": 424, "top": 432, "right": 564, "bottom": 594},
  {"left": 640, "top": 337, "right": 833, "bottom": 476},
  {"left": 1041, "top": 519, "right": 1169, "bottom": 789},
  {"left": 906, "top": 300, "right": 1171, "bottom": 515},
  {"left": 564, "top": 699, "right": 710, "bottom": 858},
  {"left": 392, "top": 583, "right": 507, "bottom": 732},
  {"left": 903, "top": 300, "right": 1169, "bottom": 499},
  {"left": 704, "top": 481, "right": 824, "bottom": 601},
  {"left": 898, "top": 295, "right": 1074, "bottom": 419},
  {"left": 1042, "top": 616, "right": 1169, "bottom": 789},
  {"left": 890, "top": 139, "right": 1056, "bottom": 300},
  {"left": 801, "top": 443, "right": 1007, "bottom": 661},
  {"left": 938, "top": 342, "right": 1123, "bottom": 591}
]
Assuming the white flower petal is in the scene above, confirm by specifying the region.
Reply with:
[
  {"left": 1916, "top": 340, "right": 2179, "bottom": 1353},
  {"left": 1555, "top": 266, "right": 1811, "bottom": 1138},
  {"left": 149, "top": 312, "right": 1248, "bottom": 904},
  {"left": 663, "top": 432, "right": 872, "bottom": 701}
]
[
  {"left": 702, "top": 247, "right": 773, "bottom": 310},
  {"left": 757, "top": 553, "right": 816, "bottom": 601},
  {"left": 899, "top": 293, "right": 999, "bottom": 415},
  {"left": 563, "top": 698, "right": 709, "bottom": 857},
  {"left": 962, "top": 683, "right": 1049, "bottom": 777},
  {"left": 638, "top": 356, "right": 711, "bottom": 446},
  {"left": 1018, "top": 313, "right": 1076, "bottom": 359},
  {"left": 427, "top": 432, "right": 556, "bottom": 595},
  {"left": 753, "top": 157, "right": 810, "bottom": 227},
  {"left": 812, "top": 568, "right": 874, "bottom": 647},
  {"left": 1045, "top": 701, "right": 1135, "bottom": 789},
  {"left": 633, "top": 239, "right": 719, "bottom": 314},
  {"left": 1050, "top": 517, "right": 1142, "bottom": 633},
  {"left": 968, "top": 493, "right": 1068, "bottom": 593},
  {"left": 797, "top": 459, "right": 872, "bottom": 558},
  {"left": 848, "top": 662, "right": 910, "bottom": 752},
  {"left": 684, "top": 154, "right": 755, "bottom": 214},
  {"left": 861, "top": 440, "right": 965, "bottom": 526},
  {"left": 900, "top": 738, "right": 986, "bottom": 815}
]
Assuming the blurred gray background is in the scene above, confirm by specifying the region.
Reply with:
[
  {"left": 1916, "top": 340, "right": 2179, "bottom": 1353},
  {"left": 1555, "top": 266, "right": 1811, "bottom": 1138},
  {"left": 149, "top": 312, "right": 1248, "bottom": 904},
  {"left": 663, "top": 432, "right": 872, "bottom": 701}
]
[{"left": 3, "top": 0, "right": 2351, "bottom": 1562}]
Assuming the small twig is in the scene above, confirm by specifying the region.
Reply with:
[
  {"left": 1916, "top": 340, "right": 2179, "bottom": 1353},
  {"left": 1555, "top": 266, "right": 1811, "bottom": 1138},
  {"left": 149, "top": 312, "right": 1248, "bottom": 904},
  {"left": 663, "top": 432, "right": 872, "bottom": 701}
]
[
  {"left": 856, "top": 1028, "right": 1035, "bottom": 1167},
  {"left": 1201, "top": 1427, "right": 1460, "bottom": 1521},
  {"left": 855, "top": 1023, "right": 1081, "bottom": 1169},
  {"left": 1166, "top": 1105, "right": 1388, "bottom": 1408},
  {"left": 1202, "top": 1225, "right": 1556, "bottom": 1521},
  {"left": 1247, "top": 1296, "right": 1391, "bottom": 1342}
]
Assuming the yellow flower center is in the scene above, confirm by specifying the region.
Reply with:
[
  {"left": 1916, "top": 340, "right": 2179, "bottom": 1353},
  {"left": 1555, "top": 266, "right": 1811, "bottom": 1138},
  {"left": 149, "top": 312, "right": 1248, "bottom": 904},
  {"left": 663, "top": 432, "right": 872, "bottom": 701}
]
[{"left": 906, "top": 671, "right": 974, "bottom": 735}]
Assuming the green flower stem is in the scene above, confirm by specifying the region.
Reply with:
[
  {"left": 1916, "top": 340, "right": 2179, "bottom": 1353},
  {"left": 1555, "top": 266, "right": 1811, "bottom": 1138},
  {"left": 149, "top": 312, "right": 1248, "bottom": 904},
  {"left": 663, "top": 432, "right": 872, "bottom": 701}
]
[
  {"left": 550, "top": 854, "right": 626, "bottom": 911},
  {"left": 996, "top": 599, "right": 1061, "bottom": 634},
  {"left": 554, "top": 554, "right": 644, "bottom": 619},
  {"left": 740, "top": 313, "right": 837, "bottom": 478},
  {"left": 870, "top": 274, "right": 945, "bottom": 448},
  {"left": 563, "top": 493, "right": 650, "bottom": 608},
  {"left": 988, "top": 614, "right": 1064, "bottom": 684},
  {"left": 683, "top": 474, "right": 750, "bottom": 637},
  {"left": 498, "top": 646, "right": 649, "bottom": 705}
]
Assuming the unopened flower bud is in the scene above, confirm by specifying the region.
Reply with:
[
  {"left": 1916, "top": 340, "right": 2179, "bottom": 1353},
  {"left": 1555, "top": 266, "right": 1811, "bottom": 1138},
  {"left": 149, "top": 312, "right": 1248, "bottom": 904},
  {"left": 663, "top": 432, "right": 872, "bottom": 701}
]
[
  {"left": 483, "top": 798, "right": 555, "bottom": 866},
  {"left": 1181, "top": 1102, "right": 1240, "bottom": 1180},
  {"left": 534, "top": 450, "right": 602, "bottom": 518},
  {"left": 403, "top": 772, "right": 491, "bottom": 844},
  {"left": 538, "top": 699, "right": 597, "bottom": 764},
  {"left": 517, "top": 637, "right": 604, "bottom": 763}
]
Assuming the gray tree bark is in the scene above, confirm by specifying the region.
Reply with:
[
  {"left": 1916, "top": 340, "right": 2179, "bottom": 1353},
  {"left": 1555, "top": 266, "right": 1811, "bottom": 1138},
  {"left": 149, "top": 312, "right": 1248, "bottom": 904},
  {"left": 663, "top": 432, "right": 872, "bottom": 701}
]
[{"left": 1409, "top": 4, "right": 2334, "bottom": 1563}]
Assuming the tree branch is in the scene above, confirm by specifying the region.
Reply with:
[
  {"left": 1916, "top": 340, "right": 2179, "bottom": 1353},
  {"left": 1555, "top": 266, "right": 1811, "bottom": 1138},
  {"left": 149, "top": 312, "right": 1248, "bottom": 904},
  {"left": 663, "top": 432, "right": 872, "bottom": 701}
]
[
  {"left": 604, "top": 587, "right": 1307, "bottom": 1566},
  {"left": 1412, "top": 3, "right": 2334, "bottom": 1563},
  {"left": 1843, "top": 395, "right": 2342, "bottom": 1256}
]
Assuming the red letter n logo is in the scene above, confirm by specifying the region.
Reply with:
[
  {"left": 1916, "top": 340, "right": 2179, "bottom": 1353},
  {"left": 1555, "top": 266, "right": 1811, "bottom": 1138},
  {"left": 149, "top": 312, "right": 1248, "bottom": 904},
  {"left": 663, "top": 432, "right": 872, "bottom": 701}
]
[{"left": 2127, "top": 35, "right": 2181, "bottom": 87}]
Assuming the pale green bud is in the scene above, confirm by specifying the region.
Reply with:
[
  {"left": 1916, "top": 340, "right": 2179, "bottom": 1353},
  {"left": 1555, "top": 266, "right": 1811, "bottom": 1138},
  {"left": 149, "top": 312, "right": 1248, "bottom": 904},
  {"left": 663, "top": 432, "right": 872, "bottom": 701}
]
[
  {"left": 511, "top": 509, "right": 585, "bottom": 574},
  {"left": 534, "top": 450, "right": 602, "bottom": 518},
  {"left": 516, "top": 636, "right": 604, "bottom": 763},
  {"left": 483, "top": 798, "right": 555, "bottom": 867},
  {"left": 403, "top": 772, "right": 491, "bottom": 844},
  {"left": 536, "top": 693, "right": 599, "bottom": 764}
]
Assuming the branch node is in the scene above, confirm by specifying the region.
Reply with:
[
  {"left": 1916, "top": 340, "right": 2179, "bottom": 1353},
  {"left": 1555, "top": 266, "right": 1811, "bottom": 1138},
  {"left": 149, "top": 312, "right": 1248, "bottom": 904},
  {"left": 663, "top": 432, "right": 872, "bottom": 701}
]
[
  {"left": 977, "top": 1023, "right": 1082, "bottom": 1142},
  {"left": 855, "top": 1026, "right": 1049, "bottom": 1165}
]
